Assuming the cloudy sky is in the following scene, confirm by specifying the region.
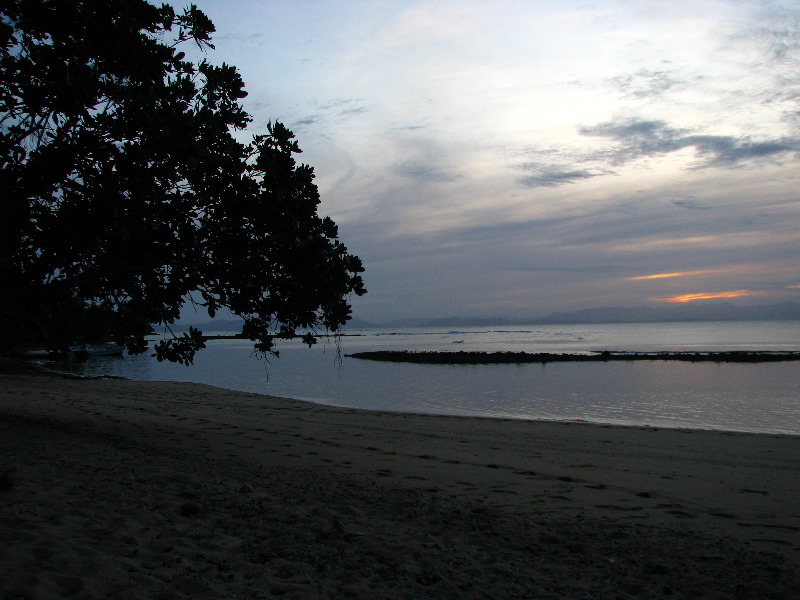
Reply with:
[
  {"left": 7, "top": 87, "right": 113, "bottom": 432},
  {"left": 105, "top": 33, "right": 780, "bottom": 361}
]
[{"left": 178, "top": 0, "right": 799, "bottom": 322}]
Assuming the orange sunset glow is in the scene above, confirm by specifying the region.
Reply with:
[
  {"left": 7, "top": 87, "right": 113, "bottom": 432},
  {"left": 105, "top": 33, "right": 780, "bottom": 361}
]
[
  {"left": 652, "top": 290, "right": 766, "bottom": 303},
  {"left": 628, "top": 270, "right": 720, "bottom": 281}
]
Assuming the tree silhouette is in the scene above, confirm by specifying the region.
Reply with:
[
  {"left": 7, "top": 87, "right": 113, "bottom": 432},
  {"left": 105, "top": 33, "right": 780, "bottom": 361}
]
[{"left": 0, "top": 0, "right": 365, "bottom": 363}]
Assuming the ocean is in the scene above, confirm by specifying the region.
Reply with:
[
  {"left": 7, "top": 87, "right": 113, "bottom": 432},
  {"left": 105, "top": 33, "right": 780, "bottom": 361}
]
[{"left": 40, "top": 321, "right": 800, "bottom": 436}]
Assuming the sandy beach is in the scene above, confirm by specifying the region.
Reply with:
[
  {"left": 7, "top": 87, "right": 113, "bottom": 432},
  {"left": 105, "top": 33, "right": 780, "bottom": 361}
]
[{"left": 1, "top": 366, "right": 799, "bottom": 599}]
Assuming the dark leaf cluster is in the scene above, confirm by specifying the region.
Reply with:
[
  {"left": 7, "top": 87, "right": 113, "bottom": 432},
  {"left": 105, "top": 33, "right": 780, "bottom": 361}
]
[{"left": 1, "top": 0, "right": 365, "bottom": 363}]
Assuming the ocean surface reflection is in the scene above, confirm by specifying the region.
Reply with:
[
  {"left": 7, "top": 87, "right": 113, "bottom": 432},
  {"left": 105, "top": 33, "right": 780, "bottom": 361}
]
[{"left": 41, "top": 322, "right": 800, "bottom": 436}]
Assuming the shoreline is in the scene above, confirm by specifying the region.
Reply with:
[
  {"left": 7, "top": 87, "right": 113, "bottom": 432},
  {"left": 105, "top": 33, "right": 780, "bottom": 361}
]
[
  {"left": 2, "top": 372, "right": 799, "bottom": 598},
  {"left": 9, "top": 355, "right": 800, "bottom": 438},
  {"left": 294, "top": 396, "right": 800, "bottom": 439}
]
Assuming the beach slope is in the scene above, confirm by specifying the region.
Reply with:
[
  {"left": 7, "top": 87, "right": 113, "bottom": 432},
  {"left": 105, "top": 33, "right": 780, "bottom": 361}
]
[{"left": 1, "top": 372, "right": 798, "bottom": 599}]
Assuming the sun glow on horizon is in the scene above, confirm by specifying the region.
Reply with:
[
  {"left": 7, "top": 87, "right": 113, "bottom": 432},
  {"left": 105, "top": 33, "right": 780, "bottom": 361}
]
[{"left": 652, "top": 290, "right": 767, "bottom": 303}]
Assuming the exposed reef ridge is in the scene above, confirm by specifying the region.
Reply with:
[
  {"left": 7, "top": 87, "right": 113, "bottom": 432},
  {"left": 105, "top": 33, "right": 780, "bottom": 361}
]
[{"left": 346, "top": 350, "right": 800, "bottom": 364}]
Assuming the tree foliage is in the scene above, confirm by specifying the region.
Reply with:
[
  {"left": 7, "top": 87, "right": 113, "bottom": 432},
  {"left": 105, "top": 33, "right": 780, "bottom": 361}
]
[{"left": 0, "top": 0, "right": 365, "bottom": 363}]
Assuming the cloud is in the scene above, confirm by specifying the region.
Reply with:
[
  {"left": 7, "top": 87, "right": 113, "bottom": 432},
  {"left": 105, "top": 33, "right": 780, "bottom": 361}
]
[
  {"left": 671, "top": 197, "right": 713, "bottom": 210},
  {"left": 293, "top": 115, "right": 319, "bottom": 128},
  {"left": 730, "top": 9, "right": 800, "bottom": 63},
  {"left": 685, "top": 135, "right": 796, "bottom": 166},
  {"left": 216, "top": 32, "right": 265, "bottom": 44},
  {"left": 518, "top": 167, "right": 602, "bottom": 188},
  {"left": 340, "top": 106, "right": 369, "bottom": 116},
  {"left": 317, "top": 99, "right": 353, "bottom": 111},
  {"left": 610, "top": 69, "right": 682, "bottom": 99},
  {"left": 391, "top": 123, "right": 429, "bottom": 132},
  {"left": 394, "top": 161, "right": 459, "bottom": 183},
  {"left": 579, "top": 117, "right": 798, "bottom": 169},
  {"left": 627, "top": 270, "right": 722, "bottom": 281},
  {"left": 579, "top": 119, "right": 687, "bottom": 160},
  {"left": 317, "top": 98, "right": 367, "bottom": 113},
  {"left": 292, "top": 98, "right": 370, "bottom": 131},
  {"left": 511, "top": 115, "right": 797, "bottom": 190},
  {"left": 652, "top": 290, "right": 769, "bottom": 303}
]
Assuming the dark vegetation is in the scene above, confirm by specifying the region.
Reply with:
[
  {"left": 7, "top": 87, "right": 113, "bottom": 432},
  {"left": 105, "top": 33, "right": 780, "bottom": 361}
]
[
  {"left": 0, "top": 0, "right": 365, "bottom": 364},
  {"left": 347, "top": 350, "right": 800, "bottom": 364}
]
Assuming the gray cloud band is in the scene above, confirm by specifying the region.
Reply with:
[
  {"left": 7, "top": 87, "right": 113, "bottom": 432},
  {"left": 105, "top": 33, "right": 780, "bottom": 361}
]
[{"left": 517, "top": 118, "right": 798, "bottom": 188}]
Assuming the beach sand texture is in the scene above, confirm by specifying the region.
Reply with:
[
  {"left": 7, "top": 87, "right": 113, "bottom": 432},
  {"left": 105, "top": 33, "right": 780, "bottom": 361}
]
[{"left": 1, "top": 369, "right": 799, "bottom": 599}]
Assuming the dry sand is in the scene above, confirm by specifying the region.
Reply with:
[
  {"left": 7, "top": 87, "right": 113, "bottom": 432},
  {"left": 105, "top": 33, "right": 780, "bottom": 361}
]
[{"left": 1, "top": 366, "right": 799, "bottom": 599}]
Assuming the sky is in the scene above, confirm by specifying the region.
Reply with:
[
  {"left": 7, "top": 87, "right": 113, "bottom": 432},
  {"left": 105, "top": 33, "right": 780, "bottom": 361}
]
[{"left": 174, "top": 0, "right": 799, "bottom": 322}]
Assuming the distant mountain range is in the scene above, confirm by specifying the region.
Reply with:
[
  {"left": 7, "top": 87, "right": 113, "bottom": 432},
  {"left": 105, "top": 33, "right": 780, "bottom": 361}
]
[
  {"left": 347, "top": 301, "right": 800, "bottom": 329},
  {"left": 176, "top": 301, "right": 800, "bottom": 332}
]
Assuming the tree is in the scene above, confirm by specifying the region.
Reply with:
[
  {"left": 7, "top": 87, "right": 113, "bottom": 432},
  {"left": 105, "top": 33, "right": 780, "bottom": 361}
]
[{"left": 0, "top": 0, "right": 365, "bottom": 364}]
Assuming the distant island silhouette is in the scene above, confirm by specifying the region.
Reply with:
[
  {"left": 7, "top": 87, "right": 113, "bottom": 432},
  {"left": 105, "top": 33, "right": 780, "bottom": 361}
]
[
  {"left": 347, "top": 350, "right": 800, "bottom": 364},
  {"left": 346, "top": 300, "right": 800, "bottom": 329},
  {"left": 175, "top": 300, "right": 800, "bottom": 332}
]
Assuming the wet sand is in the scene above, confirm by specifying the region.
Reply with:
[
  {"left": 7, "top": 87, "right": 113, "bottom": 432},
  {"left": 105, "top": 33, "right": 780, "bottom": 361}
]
[{"left": 1, "top": 370, "right": 798, "bottom": 599}]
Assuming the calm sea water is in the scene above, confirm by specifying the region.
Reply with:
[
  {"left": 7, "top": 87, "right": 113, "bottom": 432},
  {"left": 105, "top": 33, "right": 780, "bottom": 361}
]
[{"left": 40, "top": 321, "right": 800, "bottom": 436}]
